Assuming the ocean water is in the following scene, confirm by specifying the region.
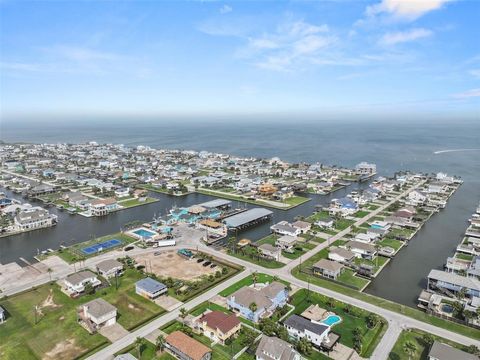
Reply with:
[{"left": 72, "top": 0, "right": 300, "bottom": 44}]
[{"left": 1, "top": 119, "right": 479, "bottom": 306}]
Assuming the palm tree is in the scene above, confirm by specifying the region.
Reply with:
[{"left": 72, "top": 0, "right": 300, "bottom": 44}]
[
  {"left": 179, "top": 307, "right": 188, "bottom": 328},
  {"left": 403, "top": 341, "right": 416, "bottom": 360},
  {"left": 156, "top": 334, "right": 166, "bottom": 352},
  {"left": 252, "top": 271, "right": 258, "bottom": 288},
  {"left": 134, "top": 337, "right": 145, "bottom": 359},
  {"left": 249, "top": 302, "right": 258, "bottom": 313},
  {"left": 47, "top": 268, "right": 53, "bottom": 282}
]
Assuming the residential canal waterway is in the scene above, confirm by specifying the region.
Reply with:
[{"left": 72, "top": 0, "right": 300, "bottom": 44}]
[{"left": 2, "top": 119, "right": 480, "bottom": 307}]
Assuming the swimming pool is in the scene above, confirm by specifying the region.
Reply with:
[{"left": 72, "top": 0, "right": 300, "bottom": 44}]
[
  {"left": 133, "top": 228, "right": 157, "bottom": 238},
  {"left": 441, "top": 304, "right": 454, "bottom": 314},
  {"left": 321, "top": 315, "right": 342, "bottom": 327},
  {"left": 82, "top": 239, "right": 122, "bottom": 255}
]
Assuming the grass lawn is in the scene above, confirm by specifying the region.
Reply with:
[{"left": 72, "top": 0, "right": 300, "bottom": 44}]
[
  {"left": 227, "top": 247, "right": 285, "bottom": 269},
  {"left": 118, "top": 197, "right": 158, "bottom": 208},
  {"left": 337, "top": 269, "right": 370, "bottom": 289},
  {"left": 0, "top": 285, "right": 108, "bottom": 360},
  {"left": 52, "top": 232, "right": 137, "bottom": 264},
  {"left": 353, "top": 256, "right": 389, "bottom": 274},
  {"left": 257, "top": 234, "right": 276, "bottom": 246},
  {"left": 282, "top": 242, "right": 317, "bottom": 259},
  {"left": 354, "top": 210, "right": 370, "bottom": 218},
  {"left": 290, "top": 289, "right": 387, "bottom": 357},
  {"left": 388, "top": 328, "right": 474, "bottom": 360},
  {"left": 389, "top": 227, "right": 415, "bottom": 240},
  {"left": 367, "top": 204, "right": 380, "bottom": 210},
  {"left": 456, "top": 253, "right": 474, "bottom": 261},
  {"left": 219, "top": 273, "right": 290, "bottom": 297},
  {"left": 378, "top": 238, "right": 404, "bottom": 251},
  {"left": 281, "top": 196, "right": 311, "bottom": 207},
  {"left": 291, "top": 266, "right": 480, "bottom": 341},
  {"left": 0, "top": 268, "right": 165, "bottom": 359},
  {"left": 334, "top": 218, "right": 355, "bottom": 231},
  {"left": 306, "top": 211, "right": 331, "bottom": 223}
]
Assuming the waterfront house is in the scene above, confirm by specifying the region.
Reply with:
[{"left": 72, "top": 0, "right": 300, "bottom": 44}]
[
  {"left": 78, "top": 298, "right": 117, "bottom": 333},
  {"left": 258, "top": 244, "right": 281, "bottom": 261},
  {"left": 255, "top": 336, "right": 301, "bottom": 360},
  {"left": 328, "top": 247, "right": 355, "bottom": 264},
  {"left": 313, "top": 259, "right": 345, "bottom": 280},
  {"left": 13, "top": 207, "right": 57, "bottom": 232},
  {"left": 408, "top": 190, "right": 427, "bottom": 205},
  {"left": 135, "top": 277, "right": 168, "bottom": 299},
  {"left": 427, "top": 269, "right": 480, "bottom": 298},
  {"left": 196, "top": 310, "right": 241, "bottom": 344},
  {"left": 227, "top": 281, "right": 288, "bottom": 322},
  {"left": 369, "top": 221, "right": 391, "bottom": 231},
  {"left": 64, "top": 271, "right": 101, "bottom": 295},
  {"left": 275, "top": 235, "right": 298, "bottom": 253},
  {"left": 342, "top": 240, "right": 377, "bottom": 260},
  {"left": 329, "top": 197, "right": 358, "bottom": 216},
  {"left": 270, "top": 221, "right": 301, "bottom": 237},
  {"left": 428, "top": 341, "right": 478, "bottom": 360},
  {"left": 283, "top": 314, "right": 330, "bottom": 348},
  {"left": 354, "top": 232, "right": 378, "bottom": 244},
  {"left": 316, "top": 217, "right": 334, "bottom": 229},
  {"left": 355, "top": 162, "right": 376, "bottom": 175},
  {"left": 96, "top": 259, "right": 124, "bottom": 279},
  {"left": 88, "top": 198, "right": 118, "bottom": 216},
  {"left": 114, "top": 187, "right": 130, "bottom": 198},
  {"left": 427, "top": 182, "right": 447, "bottom": 194}
]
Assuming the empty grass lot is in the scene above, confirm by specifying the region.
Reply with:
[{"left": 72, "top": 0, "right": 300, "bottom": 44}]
[
  {"left": 0, "top": 269, "right": 165, "bottom": 360},
  {"left": 219, "top": 273, "right": 290, "bottom": 297}
]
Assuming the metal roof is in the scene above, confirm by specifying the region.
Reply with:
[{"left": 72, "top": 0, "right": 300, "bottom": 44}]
[
  {"left": 224, "top": 208, "right": 273, "bottom": 228},
  {"left": 135, "top": 277, "right": 167, "bottom": 294},
  {"left": 198, "top": 199, "right": 231, "bottom": 208}
]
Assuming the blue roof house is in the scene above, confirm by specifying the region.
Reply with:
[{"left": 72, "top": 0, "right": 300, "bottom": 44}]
[{"left": 135, "top": 277, "right": 167, "bottom": 299}]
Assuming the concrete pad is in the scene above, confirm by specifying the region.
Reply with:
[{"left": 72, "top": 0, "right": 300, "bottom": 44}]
[
  {"left": 209, "top": 294, "right": 227, "bottom": 308},
  {"left": 154, "top": 295, "right": 183, "bottom": 311},
  {"left": 145, "top": 328, "right": 165, "bottom": 344},
  {"left": 99, "top": 323, "right": 129, "bottom": 342}
]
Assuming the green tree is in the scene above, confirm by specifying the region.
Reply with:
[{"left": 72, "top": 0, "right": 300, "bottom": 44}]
[
  {"left": 366, "top": 314, "right": 379, "bottom": 329},
  {"left": 296, "top": 337, "right": 312, "bottom": 355},
  {"left": 134, "top": 337, "right": 145, "bottom": 359},
  {"left": 156, "top": 334, "right": 166, "bottom": 351},
  {"left": 422, "top": 333, "right": 435, "bottom": 347},
  {"left": 249, "top": 302, "right": 258, "bottom": 313},
  {"left": 403, "top": 341, "right": 417, "bottom": 360},
  {"left": 179, "top": 307, "right": 188, "bottom": 328}
]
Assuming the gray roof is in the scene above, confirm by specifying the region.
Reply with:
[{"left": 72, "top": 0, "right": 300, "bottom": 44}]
[
  {"left": 329, "top": 246, "right": 355, "bottom": 260},
  {"left": 15, "top": 208, "right": 51, "bottom": 223},
  {"left": 313, "top": 259, "right": 344, "bottom": 272},
  {"left": 256, "top": 336, "right": 299, "bottom": 360},
  {"left": 96, "top": 259, "right": 123, "bottom": 273},
  {"left": 428, "top": 269, "right": 480, "bottom": 291},
  {"left": 83, "top": 298, "right": 116, "bottom": 318},
  {"left": 284, "top": 314, "right": 329, "bottom": 335},
  {"left": 224, "top": 208, "right": 273, "bottom": 228},
  {"left": 135, "top": 277, "right": 167, "bottom": 294},
  {"left": 428, "top": 341, "right": 478, "bottom": 360},
  {"left": 198, "top": 199, "right": 231, "bottom": 209},
  {"left": 230, "top": 281, "right": 286, "bottom": 309},
  {"left": 65, "top": 270, "right": 96, "bottom": 285},
  {"left": 259, "top": 243, "right": 279, "bottom": 253},
  {"left": 344, "top": 240, "right": 376, "bottom": 252}
]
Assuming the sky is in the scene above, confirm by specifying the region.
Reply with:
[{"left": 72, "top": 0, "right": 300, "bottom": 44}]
[{"left": 0, "top": 0, "right": 479, "bottom": 120}]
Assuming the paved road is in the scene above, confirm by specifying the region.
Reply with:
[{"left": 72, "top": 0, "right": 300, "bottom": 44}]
[
  {"left": 5, "top": 179, "right": 480, "bottom": 359},
  {"left": 86, "top": 269, "right": 250, "bottom": 359}
]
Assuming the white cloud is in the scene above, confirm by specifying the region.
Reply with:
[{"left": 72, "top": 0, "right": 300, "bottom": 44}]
[
  {"left": 366, "top": 0, "right": 452, "bottom": 21},
  {"left": 453, "top": 88, "right": 480, "bottom": 99},
  {"left": 219, "top": 5, "right": 232, "bottom": 14},
  {"left": 243, "top": 20, "right": 335, "bottom": 71},
  {"left": 380, "top": 28, "right": 433, "bottom": 45},
  {"left": 469, "top": 69, "right": 480, "bottom": 78}
]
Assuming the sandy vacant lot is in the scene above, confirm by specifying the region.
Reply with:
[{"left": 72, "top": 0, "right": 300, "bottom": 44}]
[{"left": 133, "top": 250, "right": 217, "bottom": 281}]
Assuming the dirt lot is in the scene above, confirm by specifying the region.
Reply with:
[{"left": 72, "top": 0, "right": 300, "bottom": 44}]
[{"left": 133, "top": 250, "right": 217, "bottom": 281}]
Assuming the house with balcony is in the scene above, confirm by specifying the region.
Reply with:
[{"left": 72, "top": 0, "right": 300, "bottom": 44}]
[
  {"left": 227, "top": 281, "right": 288, "bottom": 322},
  {"left": 64, "top": 271, "right": 101, "bottom": 295},
  {"left": 78, "top": 298, "right": 117, "bottom": 333},
  {"left": 195, "top": 310, "right": 241, "bottom": 345},
  {"left": 342, "top": 240, "right": 377, "bottom": 260},
  {"left": 255, "top": 336, "right": 301, "bottom": 360}
]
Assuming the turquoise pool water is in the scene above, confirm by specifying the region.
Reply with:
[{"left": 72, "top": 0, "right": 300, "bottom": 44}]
[
  {"left": 322, "top": 315, "right": 341, "bottom": 326},
  {"left": 133, "top": 228, "right": 156, "bottom": 238}
]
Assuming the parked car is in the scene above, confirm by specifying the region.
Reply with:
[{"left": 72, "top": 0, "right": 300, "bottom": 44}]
[
  {"left": 197, "top": 258, "right": 204, "bottom": 263},
  {"left": 203, "top": 261, "right": 211, "bottom": 267},
  {"left": 210, "top": 264, "right": 217, "bottom": 268}
]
